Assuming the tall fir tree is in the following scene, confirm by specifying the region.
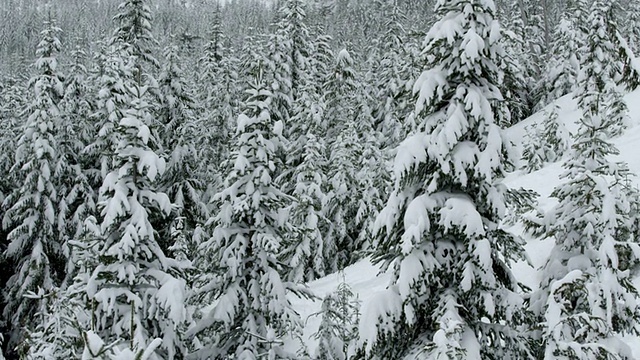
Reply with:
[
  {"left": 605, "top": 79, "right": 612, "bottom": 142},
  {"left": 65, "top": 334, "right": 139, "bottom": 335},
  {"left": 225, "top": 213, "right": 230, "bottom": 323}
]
[
  {"left": 82, "top": 1, "right": 189, "bottom": 357},
  {"left": 86, "top": 68, "right": 189, "bottom": 358},
  {"left": 189, "top": 67, "right": 306, "bottom": 359},
  {"left": 196, "top": 7, "right": 237, "bottom": 182},
  {"left": 363, "top": 0, "right": 532, "bottom": 358},
  {"left": 535, "top": 0, "right": 587, "bottom": 109},
  {"left": 322, "top": 50, "right": 369, "bottom": 272},
  {"left": 529, "top": 1, "right": 640, "bottom": 358},
  {"left": 155, "top": 41, "right": 208, "bottom": 257},
  {"left": 369, "top": 0, "right": 416, "bottom": 151},
  {"left": 59, "top": 42, "right": 97, "bottom": 251},
  {"left": 110, "top": 0, "right": 159, "bottom": 69},
  {"left": 575, "top": 0, "right": 628, "bottom": 138},
  {"left": 282, "top": 132, "right": 328, "bottom": 283},
  {"left": 1, "top": 19, "right": 67, "bottom": 350}
]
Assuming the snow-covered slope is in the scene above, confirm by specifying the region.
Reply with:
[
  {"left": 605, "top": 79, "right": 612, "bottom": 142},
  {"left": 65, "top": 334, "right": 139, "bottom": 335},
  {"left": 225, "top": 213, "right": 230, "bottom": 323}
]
[{"left": 289, "top": 88, "right": 640, "bottom": 356}]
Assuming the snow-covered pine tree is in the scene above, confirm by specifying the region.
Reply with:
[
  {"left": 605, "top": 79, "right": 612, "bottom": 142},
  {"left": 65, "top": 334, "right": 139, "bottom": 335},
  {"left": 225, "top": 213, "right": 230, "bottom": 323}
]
[
  {"left": 521, "top": 105, "right": 570, "bottom": 173},
  {"left": 266, "top": 0, "right": 313, "bottom": 135},
  {"left": 321, "top": 49, "right": 369, "bottom": 272},
  {"left": 86, "top": 76, "right": 189, "bottom": 359},
  {"left": 607, "top": 1, "right": 640, "bottom": 93},
  {"left": 83, "top": 1, "right": 189, "bottom": 357},
  {"left": 0, "top": 76, "right": 25, "bottom": 275},
  {"left": 1, "top": 18, "right": 67, "bottom": 350},
  {"left": 308, "top": 33, "right": 334, "bottom": 122},
  {"left": 499, "top": 0, "right": 537, "bottom": 124},
  {"left": 535, "top": 0, "right": 586, "bottom": 109},
  {"left": 521, "top": 125, "right": 547, "bottom": 173},
  {"left": 370, "top": 0, "right": 416, "bottom": 151},
  {"left": 540, "top": 105, "right": 571, "bottom": 161},
  {"left": 23, "top": 285, "right": 89, "bottom": 358},
  {"left": 283, "top": 132, "right": 328, "bottom": 283},
  {"left": 323, "top": 48, "right": 358, "bottom": 143},
  {"left": 189, "top": 67, "right": 306, "bottom": 360},
  {"left": 276, "top": 24, "right": 335, "bottom": 283},
  {"left": 353, "top": 85, "right": 388, "bottom": 255},
  {"left": 155, "top": 41, "right": 208, "bottom": 258},
  {"left": 575, "top": 0, "right": 628, "bottom": 138},
  {"left": 60, "top": 42, "right": 97, "bottom": 248},
  {"left": 313, "top": 275, "right": 361, "bottom": 360},
  {"left": 110, "top": 0, "right": 159, "bottom": 69},
  {"left": 623, "top": 0, "right": 640, "bottom": 54},
  {"left": 196, "top": 7, "right": 237, "bottom": 180},
  {"left": 56, "top": 42, "right": 98, "bottom": 277},
  {"left": 364, "top": 0, "right": 532, "bottom": 358},
  {"left": 529, "top": 1, "right": 640, "bottom": 358},
  {"left": 24, "top": 218, "right": 109, "bottom": 358},
  {"left": 83, "top": 43, "right": 133, "bottom": 187}
]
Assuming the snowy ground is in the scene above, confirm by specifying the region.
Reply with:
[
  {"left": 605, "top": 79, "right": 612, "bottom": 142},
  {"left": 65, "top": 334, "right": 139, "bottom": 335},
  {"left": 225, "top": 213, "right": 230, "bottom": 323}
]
[{"left": 287, "top": 89, "right": 640, "bottom": 356}]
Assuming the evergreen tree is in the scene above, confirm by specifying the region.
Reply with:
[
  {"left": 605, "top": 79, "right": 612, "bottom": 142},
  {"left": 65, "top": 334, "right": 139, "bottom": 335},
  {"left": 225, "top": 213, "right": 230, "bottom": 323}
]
[
  {"left": 283, "top": 132, "right": 328, "bottom": 283},
  {"left": 110, "top": 0, "right": 159, "bottom": 68},
  {"left": 24, "top": 286, "right": 88, "bottom": 358},
  {"left": 156, "top": 41, "right": 208, "bottom": 256},
  {"left": 60, "top": 42, "right": 97, "bottom": 248},
  {"left": 1, "top": 19, "right": 66, "bottom": 349},
  {"left": 364, "top": 0, "right": 532, "bottom": 358},
  {"left": 322, "top": 49, "right": 369, "bottom": 271},
  {"left": 575, "top": 0, "right": 628, "bottom": 138},
  {"left": 521, "top": 124, "right": 546, "bottom": 173},
  {"left": 535, "top": 0, "right": 587, "bottom": 108},
  {"left": 86, "top": 76, "right": 188, "bottom": 359},
  {"left": 521, "top": 105, "right": 570, "bottom": 173},
  {"left": 196, "top": 8, "right": 237, "bottom": 180},
  {"left": 624, "top": 0, "right": 640, "bottom": 54},
  {"left": 83, "top": 1, "right": 189, "bottom": 357},
  {"left": 266, "top": 0, "right": 314, "bottom": 134},
  {"left": 189, "top": 68, "right": 306, "bottom": 360},
  {"left": 369, "top": 0, "right": 416, "bottom": 151},
  {"left": 499, "top": 1, "right": 536, "bottom": 124},
  {"left": 313, "top": 276, "right": 360, "bottom": 360},
  {"left": 529, "top": 2, "right": 640, "bottom": 357}
]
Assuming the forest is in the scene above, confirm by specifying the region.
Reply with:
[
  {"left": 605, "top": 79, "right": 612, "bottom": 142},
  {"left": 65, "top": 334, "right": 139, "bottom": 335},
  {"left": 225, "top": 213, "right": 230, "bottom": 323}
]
[{"left": 1, "top": 0, "right": 640, "bottom": 358}]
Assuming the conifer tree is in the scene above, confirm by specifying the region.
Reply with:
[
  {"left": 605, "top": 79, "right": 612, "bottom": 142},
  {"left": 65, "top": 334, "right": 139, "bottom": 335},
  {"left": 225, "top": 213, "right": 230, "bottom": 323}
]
[
  {"left": 521, "top": 125, "right": 547, "bottom": 173},
  {"left": 575, "top": 0, "right": 628, "bottom": 138},
  {"left": 0, "top": 76, "right": 25, "bottom": 279},
  {"left": 110, "top": 0, "right": 159, "bottom": 68},
  {"left": 530, "top": 1, "right": 640, "bottom": 357},
  {"left": 197, "top": 8, "right": 237, "bottom": 179},
  {"left": 521, "top": 105, "right": 570, "bottom": 172},
  {"left": 56, "top": 43, "right": 98, "bottom": 270},
  {"left": 364, "top": 0, "right": 532, "bottom": 358},
  {"left": 82, "top": 1, "right": 189, "bottom": 358},
  {"left": 536, "top": 0, "right": 587, "bottom": 108},
  {"left": 313, "top": 277, "right": 360, "bottom": 360},
  {"left": 156, "top": 41, "right": 208, "bottom": 256},
  {"left": 86, "top": 75, "right": 188, "bottom": 359},
  {"left": 499, "top": 0, "right": 536, "bottom": 123},
  {"left": 1, "top": 19, "right": 66, "bottom": 349},
  {"left": 189, "top": 67, "right": 306, "bottom": 360},
  {"left": 266, "top": 0, "right": 313, "bottom": 132},
  {"left": 283, "top": 132, "right": 328, "bottom": 283},
  {"left": 624, "top": 0, "right": 640, "bottom": 54},
  {"left": 24, "top": 285, "right": 88, "bottom": 358},
  {"left": 370, "top": 0, "right": 415, "bottom": 150}
]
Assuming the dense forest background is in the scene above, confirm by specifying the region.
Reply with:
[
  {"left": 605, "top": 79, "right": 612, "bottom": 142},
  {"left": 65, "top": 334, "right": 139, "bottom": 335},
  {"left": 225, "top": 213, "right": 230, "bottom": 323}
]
[{"left": 1, "top": 0, "right": 640, "bottom": 359}]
